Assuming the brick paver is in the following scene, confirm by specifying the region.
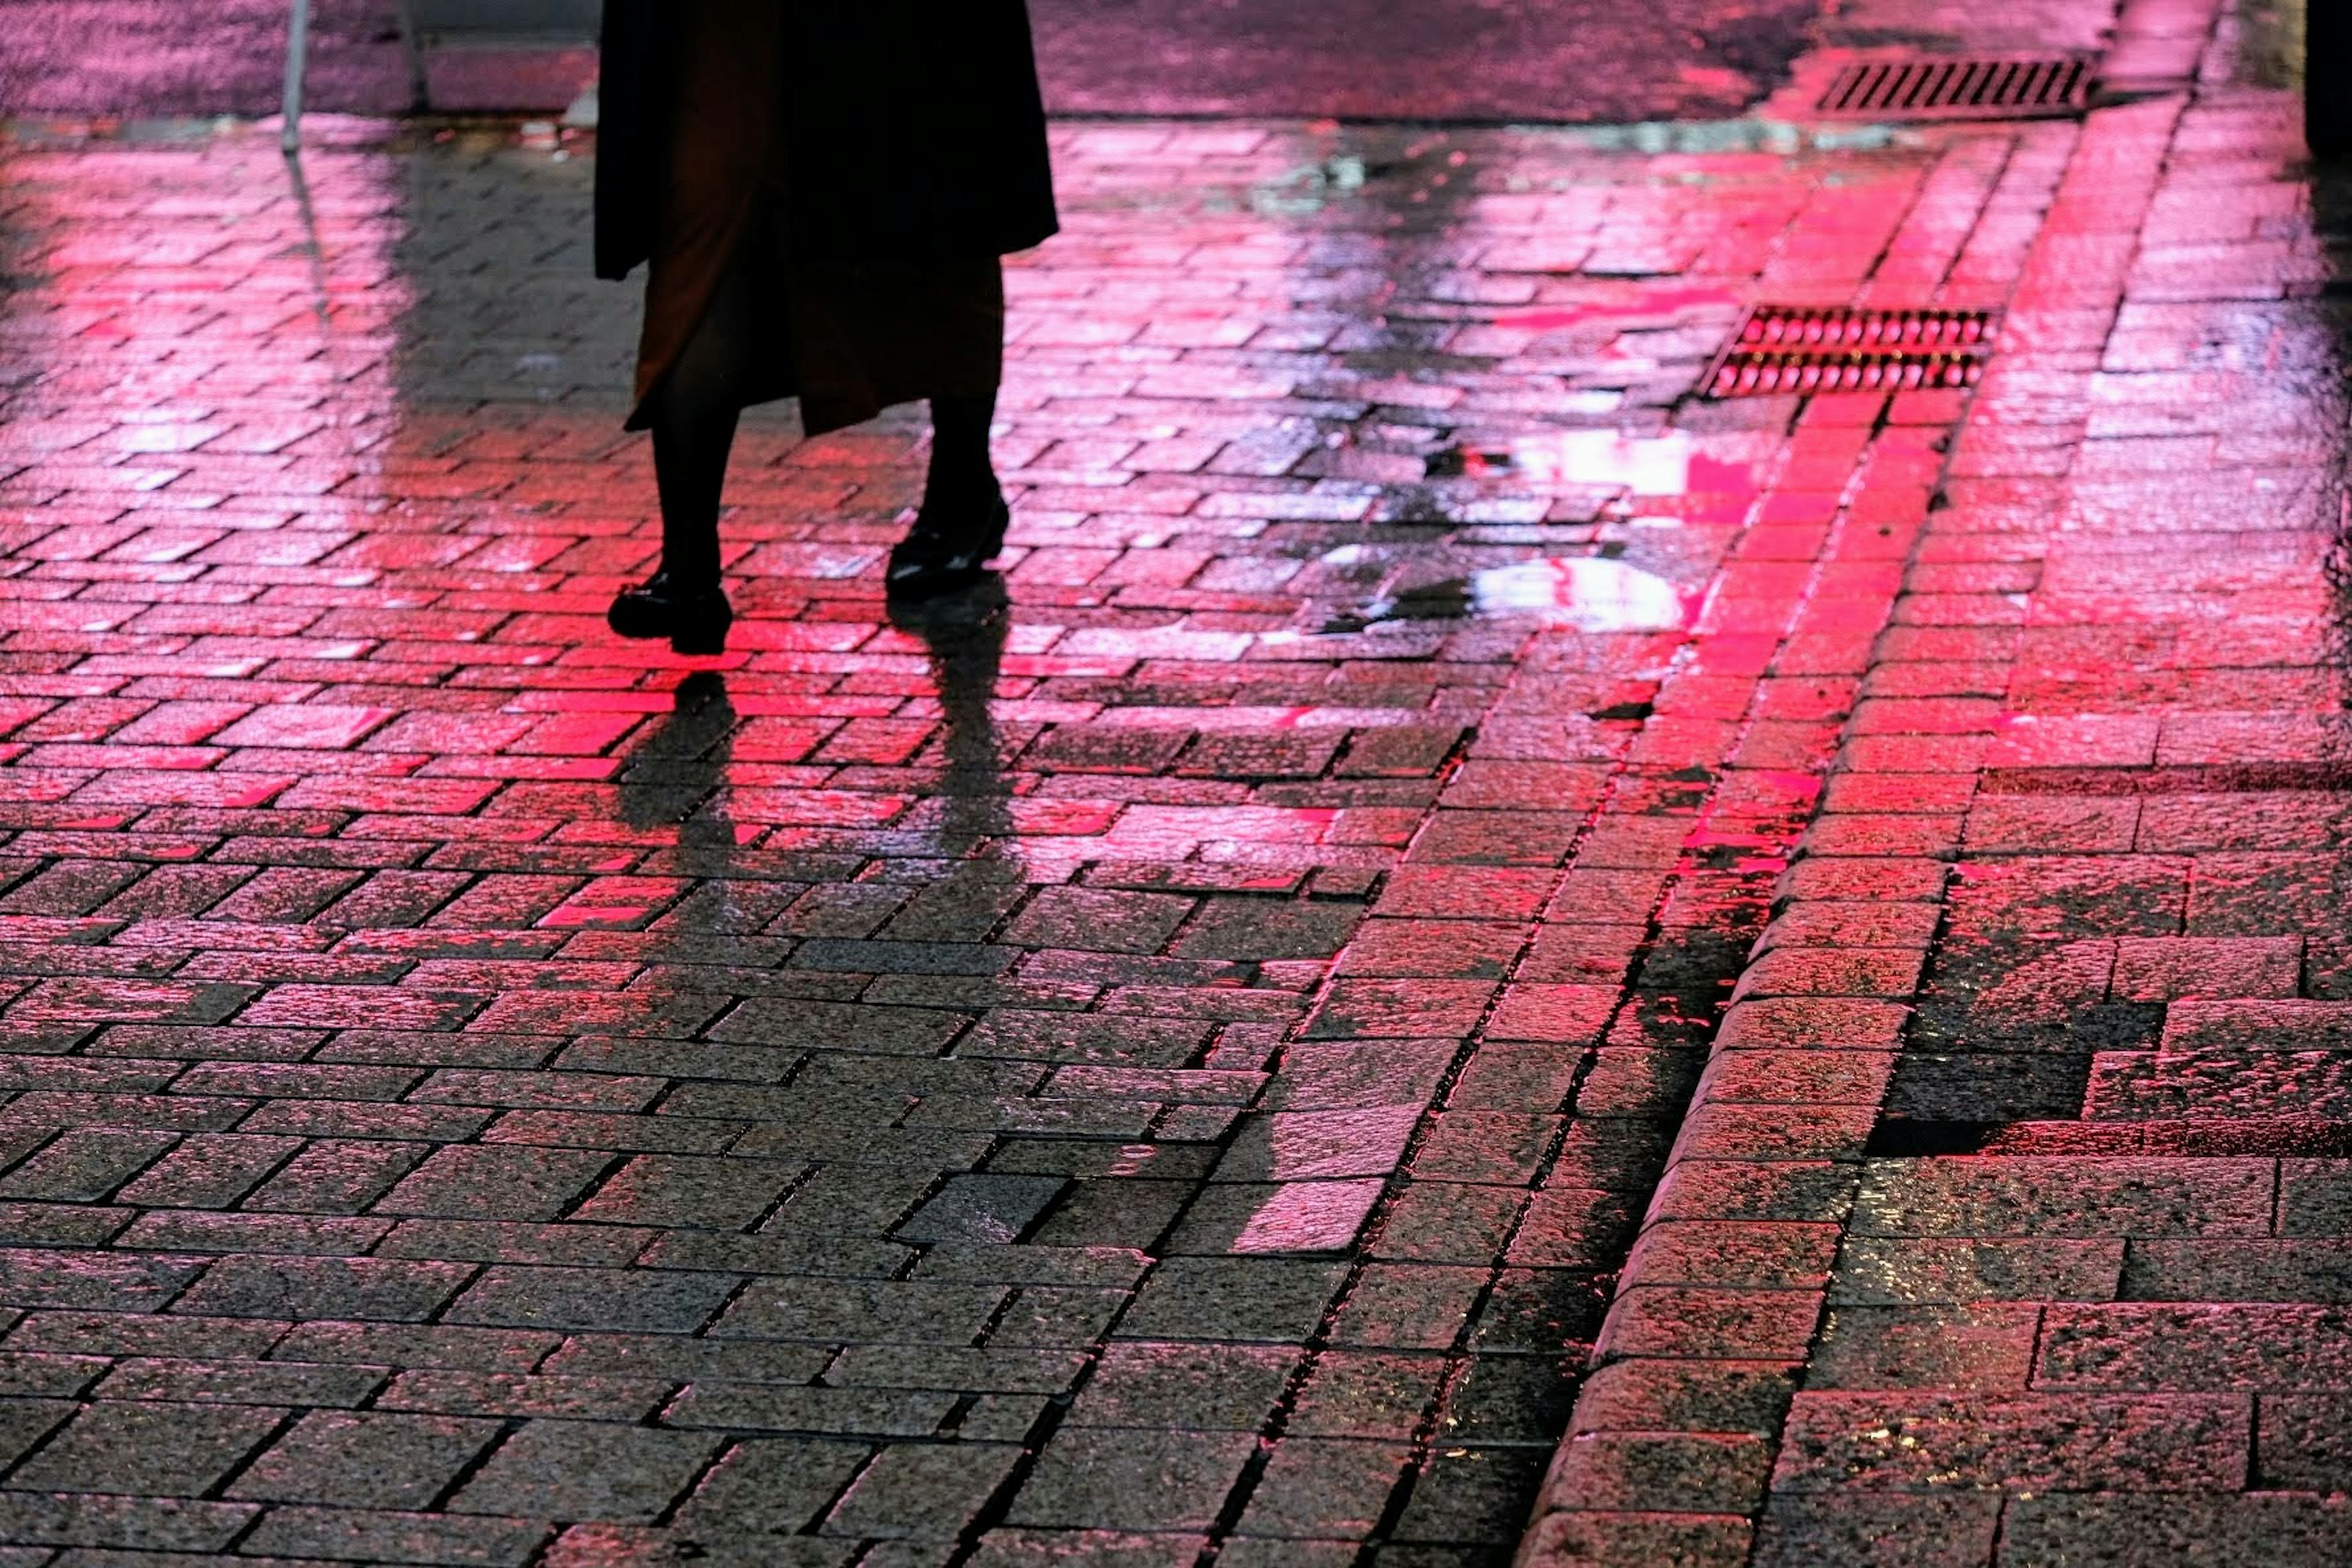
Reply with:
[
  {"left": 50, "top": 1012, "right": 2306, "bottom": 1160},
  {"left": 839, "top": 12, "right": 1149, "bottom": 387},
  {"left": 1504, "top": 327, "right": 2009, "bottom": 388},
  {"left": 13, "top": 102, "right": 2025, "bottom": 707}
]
[
  {"left": 5, "top": 0, "right": 2350, "bottom": 1562},
  {"left": 1517, "top": 1, "right": 2352, "bottom": 1564},
  {"left": 0, "top": 86, "right": 2052, "bottom": 1561}
]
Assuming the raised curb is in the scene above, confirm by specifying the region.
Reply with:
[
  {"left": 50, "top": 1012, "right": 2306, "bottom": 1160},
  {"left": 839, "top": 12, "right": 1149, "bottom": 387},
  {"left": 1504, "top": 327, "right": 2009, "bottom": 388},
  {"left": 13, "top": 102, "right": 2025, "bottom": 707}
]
[{"left": 1512, "top": 1, "right": 2224, "bottom": 1561}]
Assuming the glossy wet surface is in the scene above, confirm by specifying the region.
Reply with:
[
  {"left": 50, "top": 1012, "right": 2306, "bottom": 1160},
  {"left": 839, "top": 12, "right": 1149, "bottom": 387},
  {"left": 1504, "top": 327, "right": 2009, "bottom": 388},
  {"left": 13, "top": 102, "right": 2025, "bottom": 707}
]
[
  {"left": 4, "top": 0, "right": 2352, "bottom": 1564},
  {"left": 0, "top": 0, "right": 2109, "bottom": 122},
  {"left": 0, "top": 102, "right": 2026, "bottom": 1562},
  {"left": 1526, "top": 4, "right": 2352, "bottom": 1566},
  {"left": 1749, "top": 65, "right": 2352, "bottom": 1568},
  {"left": 5, "top": 0, "right": 1817, "bottom": 123}
]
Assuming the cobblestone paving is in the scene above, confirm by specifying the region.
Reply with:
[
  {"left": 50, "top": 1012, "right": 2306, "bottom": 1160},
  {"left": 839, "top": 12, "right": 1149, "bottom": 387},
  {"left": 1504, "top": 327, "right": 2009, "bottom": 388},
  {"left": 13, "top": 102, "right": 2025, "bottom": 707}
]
[
  {"left": 0, "top": 1, "right": 415, "bottom": 118},
  {"left": 1768, "top": 75, "right": 2352, "bottom": 1568},
  {"left": 1026, "top": 0, "right": 1825, "bottom": 123},
  {"left": 12, "top": 0, "right": 2352, "bottom": 1562},
  {"left": 0, "top": 89, "right": 2081, "bottom": 1564}
]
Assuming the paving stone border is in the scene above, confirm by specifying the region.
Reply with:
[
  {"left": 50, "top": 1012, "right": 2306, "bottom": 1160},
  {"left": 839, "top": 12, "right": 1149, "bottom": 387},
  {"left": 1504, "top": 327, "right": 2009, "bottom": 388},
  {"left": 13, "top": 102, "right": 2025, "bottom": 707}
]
[{"left": 1515, "top": 2, "right": 2240, "bottom": 1563}]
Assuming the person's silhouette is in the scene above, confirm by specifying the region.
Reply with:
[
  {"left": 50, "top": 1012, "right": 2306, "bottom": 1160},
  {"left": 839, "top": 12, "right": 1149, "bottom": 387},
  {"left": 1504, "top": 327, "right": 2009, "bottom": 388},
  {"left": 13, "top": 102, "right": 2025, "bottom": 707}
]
[{"left": 594, "top": 0, "right": 1059, "bottom": 652}]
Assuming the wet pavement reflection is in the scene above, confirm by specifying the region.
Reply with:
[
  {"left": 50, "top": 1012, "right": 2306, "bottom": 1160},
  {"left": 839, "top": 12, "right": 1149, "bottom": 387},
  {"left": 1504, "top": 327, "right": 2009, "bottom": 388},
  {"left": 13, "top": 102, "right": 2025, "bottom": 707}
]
[
  {"left": 6, "top": 2, "right": 2348, "bottom": 1560},
  {"left": 0, "top": 106, "right": 2002, "bottom": 1559},
  {"left": 888, "top": 581, "right": 1017, "bottom": 855},
  {"left": 1324, "top": 554, "right": 1694, "bottom": 635}
]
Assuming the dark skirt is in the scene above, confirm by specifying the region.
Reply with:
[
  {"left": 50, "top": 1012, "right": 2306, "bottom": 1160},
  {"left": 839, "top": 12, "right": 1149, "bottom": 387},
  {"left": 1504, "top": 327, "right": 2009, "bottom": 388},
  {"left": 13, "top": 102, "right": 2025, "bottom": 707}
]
[{"left": 627, "top": 0, "right": 1007, "bottom": 437}]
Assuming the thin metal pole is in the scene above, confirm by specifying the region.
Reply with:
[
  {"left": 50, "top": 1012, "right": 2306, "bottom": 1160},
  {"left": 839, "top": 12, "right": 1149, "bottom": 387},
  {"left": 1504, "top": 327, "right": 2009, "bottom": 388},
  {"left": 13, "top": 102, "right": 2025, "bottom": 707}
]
[
  {"left": 394, "top": 0, "right": 429, "bottom": 113},
  {"left": 281, "top": 0, "right": 312, "bottom": 153},
  {"left": 281, "top": 150, "right": 334, "bottom": 329}
]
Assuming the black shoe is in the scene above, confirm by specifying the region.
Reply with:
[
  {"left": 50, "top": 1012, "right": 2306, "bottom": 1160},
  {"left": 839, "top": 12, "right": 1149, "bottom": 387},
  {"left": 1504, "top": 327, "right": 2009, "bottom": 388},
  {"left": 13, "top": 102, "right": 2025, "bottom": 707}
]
[
  {"left": 886, "top": 494, "right": 1011, "bottom": 603},
  {"left": 607, "top": 572, "right": 734, "bottom": 655}
]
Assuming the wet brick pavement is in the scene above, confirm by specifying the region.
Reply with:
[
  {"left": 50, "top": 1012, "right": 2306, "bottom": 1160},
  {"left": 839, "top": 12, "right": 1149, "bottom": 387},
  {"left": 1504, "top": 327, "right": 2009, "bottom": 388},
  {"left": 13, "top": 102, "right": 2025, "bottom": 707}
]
[
  {"left": 0, "top": 98, "right": 2034, "bottom": 1564},
  {"left": 1525, "top": 1, "right": 2352, "bottom": 1565},
  {"left": 2, "top": 0, "right": 2351, "bottom": 1563},
  {"left": 10, "top": 0, "right": 1817, "bottom": 123},
  {"left": 0, "top": 0, "right": 2111, "bottom": 123},
  {"left": 2, "top": 0, "right": 1822, "bottom": 124}
]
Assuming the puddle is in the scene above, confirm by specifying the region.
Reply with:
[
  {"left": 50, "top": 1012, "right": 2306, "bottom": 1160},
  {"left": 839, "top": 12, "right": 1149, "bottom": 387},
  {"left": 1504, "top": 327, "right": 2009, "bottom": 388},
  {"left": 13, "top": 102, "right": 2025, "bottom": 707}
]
[
  {"left": 1327, "top": 556, "right": 1691, "bottom": 633},
  {"left": 1428, "top": 430, "right": 1691, "bottom": 495}
]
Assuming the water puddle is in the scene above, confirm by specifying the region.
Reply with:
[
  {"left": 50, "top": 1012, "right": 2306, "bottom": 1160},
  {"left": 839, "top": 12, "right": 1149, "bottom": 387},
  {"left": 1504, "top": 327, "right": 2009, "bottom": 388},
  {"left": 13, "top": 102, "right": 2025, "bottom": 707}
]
[
  {"left": 1427, "top": 430, "right": 1692, "bottom": 495},
  {"left": 1326, "top": 556, "right": 1691, "bottom": 634}
]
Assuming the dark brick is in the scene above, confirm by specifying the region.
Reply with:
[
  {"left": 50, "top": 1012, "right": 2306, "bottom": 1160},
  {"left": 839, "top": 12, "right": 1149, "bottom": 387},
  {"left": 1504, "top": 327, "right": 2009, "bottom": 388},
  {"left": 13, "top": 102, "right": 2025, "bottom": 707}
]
[
  {"left": 445, "top": 1267, "right": 740, "bottom": 1334},
  {"left": 677, "top": 1437, "right": 872, "bottom": 1536},
  {"left": 1115, "top": 1258, "right": 1349, "bottom": 1343},
  {"left": 373, "top": 1145, "right": 614, "bottom": 1221},
  {"left": 1774, "top": 1390, "right": 2249, "bottom": 1491},
  {"left": 570, "top": 1155, "right": 804, "bottom": 1231},
  {"left": 170, "top": 1256, "right": 474, "bottom": 1322},
  {"left": 1005, "top": 1428, "right": 1256, "bottom": 1531},
  {"left": 823, "top": 1441, "right": 1025, "bottom": 1539},
  {"left": 10, "top": 1399, "right": 287, "bottom": 1496},
  {"left": 2001, "top": 1494, "right": 2352, "bottom": 1568},
  {"left": 241, "top": 1504, "right": 552, "bottom": 1564},
  {"left": 1234, "top": 1437, "right": 1412, "bottom": 1538},
  {"left": 228, "top": 1410, "right": 502, "bottom": 1509},
  {"left": 450, "top": 1420, "right": 723, "bottom": 1521},
  {"left": 1752, "top": 1493, "right": 1999, "bottom": 1568}
]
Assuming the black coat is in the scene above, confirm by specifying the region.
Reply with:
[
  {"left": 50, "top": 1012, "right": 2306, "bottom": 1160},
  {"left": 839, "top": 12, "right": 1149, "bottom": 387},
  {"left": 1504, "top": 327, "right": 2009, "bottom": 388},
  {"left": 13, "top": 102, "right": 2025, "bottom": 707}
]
[{"left": 594, "top": 0, "right": 1060, "bottom": 281}]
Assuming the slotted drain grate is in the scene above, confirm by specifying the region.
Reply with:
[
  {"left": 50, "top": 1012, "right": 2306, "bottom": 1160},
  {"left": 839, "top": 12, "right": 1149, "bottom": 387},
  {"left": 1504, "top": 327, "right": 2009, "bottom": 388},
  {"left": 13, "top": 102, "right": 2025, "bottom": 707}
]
[
  {"left": 1731, "top": 306, "right": 1994, "bottom": 354},
  {"left": 1819, "top": 56, "right": 2095, "bottom": 119},
  {"left": 1708, "top": 351, "right": 1985, "bottom": 398},
  {"left": 1702, "top": 305, "right": 1997, "bottom": 399}
]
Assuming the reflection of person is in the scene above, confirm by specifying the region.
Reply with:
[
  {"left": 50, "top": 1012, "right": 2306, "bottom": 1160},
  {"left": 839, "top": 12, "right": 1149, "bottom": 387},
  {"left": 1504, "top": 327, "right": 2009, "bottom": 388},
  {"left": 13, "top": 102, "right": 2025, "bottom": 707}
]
[
  {"left": 594, "top": 1, "right": 1058, "bottom": 649},
  {"left": 890, "top": 581, "right": 1012, "bottom": 851},
  {"left": 617, "top": 671, "right": 734, "bottom": 841}
]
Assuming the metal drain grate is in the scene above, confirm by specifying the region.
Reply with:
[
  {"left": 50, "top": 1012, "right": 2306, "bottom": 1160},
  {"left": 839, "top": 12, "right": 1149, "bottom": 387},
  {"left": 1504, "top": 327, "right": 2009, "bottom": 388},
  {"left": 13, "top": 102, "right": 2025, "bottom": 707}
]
[
  {"left": 1818, "top": 56, "right": 2095, "bottom": 119},
  {"left": 1731, "top": 306, "right": 1994, "bottom": 354},
  {"left": 1707, "top": 351, "right": 1985, "bottom": 398},
  {"left": 1703, "top": 305, "right": 1997, "bottom": 399}
]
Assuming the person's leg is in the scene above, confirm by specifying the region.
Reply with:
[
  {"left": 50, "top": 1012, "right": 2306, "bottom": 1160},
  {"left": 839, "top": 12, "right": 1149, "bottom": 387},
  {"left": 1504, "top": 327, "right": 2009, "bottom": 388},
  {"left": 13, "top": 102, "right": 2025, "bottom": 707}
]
[
  {"left": 888, "top": 392, "right": 1009, "bottom": 601},
  {"left": 884, "top": 261, "right": 1009, "bottom": 602},
  {"left": 922, "top": 391, "right": 999, "bottom": 516},
  {"left": 650, "top": 263, "right": 754, "bottom": 591},
  {"left": 612, "top": 261, "right": 752, "bottom": 651},
  {"left": 2316, "top": 4, "right": 2352, "bottom": 159}
]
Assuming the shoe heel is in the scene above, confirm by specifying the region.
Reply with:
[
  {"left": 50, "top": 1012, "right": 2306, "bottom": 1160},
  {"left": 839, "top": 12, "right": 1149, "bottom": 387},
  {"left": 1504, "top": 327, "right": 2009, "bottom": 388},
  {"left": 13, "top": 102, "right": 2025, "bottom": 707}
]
[{"left": 670, "top": 597, "right": 734, "bottom": 656}]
